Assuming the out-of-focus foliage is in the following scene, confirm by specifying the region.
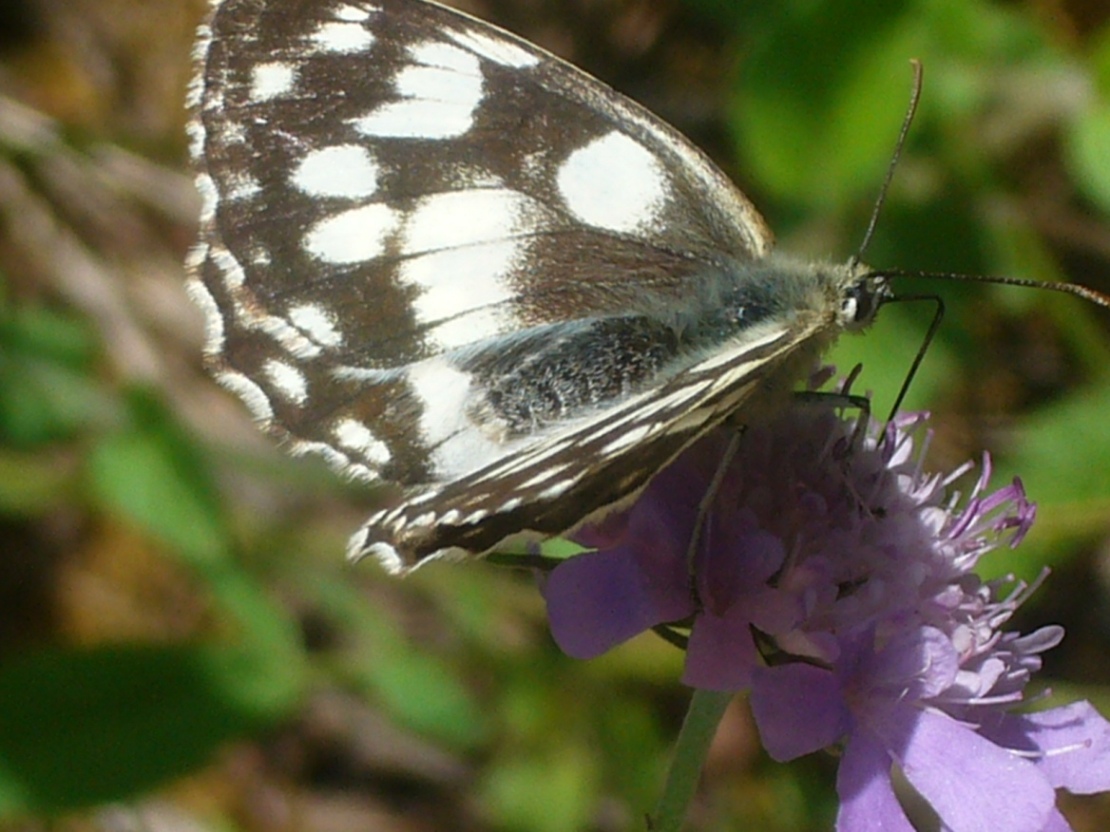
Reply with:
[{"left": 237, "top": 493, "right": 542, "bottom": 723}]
[{"left": 0, "top": 0, "right": 1108, "bottom": 830}]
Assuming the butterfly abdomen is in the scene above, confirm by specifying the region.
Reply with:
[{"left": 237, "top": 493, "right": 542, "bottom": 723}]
[{"left": 467, "top": 316, "right": 680, "bottom": 435}]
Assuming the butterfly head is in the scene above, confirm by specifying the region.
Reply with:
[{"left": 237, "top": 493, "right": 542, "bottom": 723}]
[
  {"left": 838, "top": 266, "right": 893, "bottom": 333},
  {"left": 751, "top": 256, "right": 892, "bottom": 339}
]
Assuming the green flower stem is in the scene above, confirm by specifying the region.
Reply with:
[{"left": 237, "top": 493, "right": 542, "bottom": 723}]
[{"left": 649, "top": 689, "right": 734, "bottom": 832}]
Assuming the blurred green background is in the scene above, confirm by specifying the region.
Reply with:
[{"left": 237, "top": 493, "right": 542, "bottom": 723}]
[{"left": 2, "top": 0, "right": 1110, "bottom": 829}]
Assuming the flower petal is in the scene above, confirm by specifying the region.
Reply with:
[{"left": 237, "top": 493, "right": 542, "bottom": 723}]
[
  {"left": 978, "top": 701, "right": 1110, "bottom": 794},
  {"left": 750, "top": 664, "right": 847, "bottom": 761},
  {"left": 1041, "top": 807, "right": 1076, "bottom": 832},
  {"left": 682, "top": 610, "right": 759, "bottom": 690},
  {"left": 700, "top": 526, "right": 783, "bottom": 614},
  {"left": 836, "top": 731, "right": 915, "bottom": 832},
  {"left": 542, "top": 547, "right": 692, "bottom": 658},
  {"left": 883, "top": 708, "right": 1054, "bottom": 832}
]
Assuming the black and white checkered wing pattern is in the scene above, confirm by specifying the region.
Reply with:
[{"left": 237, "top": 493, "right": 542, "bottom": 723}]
[
  {"left": 186, "top": 0, "right": 822, "bottom": 570},
  {"left": 355, "top": 323, "right": 812, "bottom": 567}
]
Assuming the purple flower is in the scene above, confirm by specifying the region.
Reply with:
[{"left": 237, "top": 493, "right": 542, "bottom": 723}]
[
  {"left": 749, "top": 623, "right": 1090, "bottom": 832},
  {"left": 542, "top": 427, "right": 798, "bottom": 688},
  {"left": 540, "top": 376, "right": 1110, "bottom": 830}
]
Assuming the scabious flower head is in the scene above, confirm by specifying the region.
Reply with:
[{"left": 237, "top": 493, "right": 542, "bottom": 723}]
[{"left": 541, "top": 373, "right": 1110, "bottom": 831}]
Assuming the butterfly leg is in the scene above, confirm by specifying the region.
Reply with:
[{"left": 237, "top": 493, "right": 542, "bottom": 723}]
[
  {"left": 792, "top": 362, "right": 871, "bottom": 452},
  {"left": 684, "top": 428, "right": 743, "bottom": 591}
]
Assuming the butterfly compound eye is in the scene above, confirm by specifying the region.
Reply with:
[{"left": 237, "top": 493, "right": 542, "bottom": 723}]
[{"left": 840, "top": 278, "right": 887, "bottom": 329}]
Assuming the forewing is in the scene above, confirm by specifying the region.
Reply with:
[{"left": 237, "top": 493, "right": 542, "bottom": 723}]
[{"left": 187, "top": 0, "right": 774, "bottom": 485}]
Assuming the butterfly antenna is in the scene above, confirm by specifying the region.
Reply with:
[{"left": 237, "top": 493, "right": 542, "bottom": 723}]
[
  {"left": 878, "top": 269, "right": 1110, "bottom": 430},
  {"left": 850, "top": 59, "right": 924, "bottom": 269},
  {"left": 883, "top": 268, "right": 1110, "bottom": 309}
]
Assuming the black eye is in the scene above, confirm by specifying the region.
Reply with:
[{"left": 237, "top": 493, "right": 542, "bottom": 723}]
[{"left": 843, "top": 282, "right": 876, "bottom": 324}]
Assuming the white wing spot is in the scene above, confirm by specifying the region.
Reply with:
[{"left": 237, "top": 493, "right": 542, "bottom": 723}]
[
  {"left": 304, "top": 203, "right": 400, "bottom": 264},
  {"left": 289, "top": 438, "right": 350, "bottom": 469},
  {"left": 185, "top": 68, "right": 205, "bottom": 113},
  {"left": 354, "top": 99, "right": 476, "bottom": 139},
  {"left": 394, "top": 189, "right": 542, "bottom": 355},
  {"left": 353, "top": 42, "right": 483, "bottom": 140},
  {"left": 292, "top": 145, "right": 380, "bottom": 199},
  {"left": 185, "top": 119, "right": 205, "bottom": 158},
  {"left": 359, "top": 540, "right": 404, "bottom": 572},
  {"left": 427, "top": 310, "right": 509, "bottom": 353},
  {"left": 287, "top": 440, "right": 376, "bottom": 483},
  {"left": 225, "top": 172, "right": 261, "bottom": 202},
  {"left": 599, "top": 423, "right": 655, "bottom": 456},
  {"left": 344, "top": 463, "right": 377, "bottom": 482},
  {"left": 209, "top": 245, "right": 246, "bottom": 291},
  {"left": 557, "top": 131, "right": 668, "bottom": 234},
  {"left": 402, "top": 189, "right": 546, "bottom": 253},
  {"left": 498, "top": 497, "right": 523, "bottom": 513},
  {"left": 196, "top": 173, "right": 218, "bottom": 223},
  {"left": 445, "top": 27, "right": 539, "bottom": 68},
  {"left": 184, "top": 242, "right": 206, "bottom": 271},
  {"left": 333, "top": 418, "right": 391, "bottom": 465},
  {"left": 250, "top": 62, "right": 298, "bottom": 102},
  {"left": 334, "top": 4, "right": 375, "bottom": 22},
  {"left": 537, "top": 478, "right": 577, "bottom": 500},
  {"left": 406, "top": 359, "right": 472, "bottom": 447},
  {"left": 217, "top": 370, "right": 274, "bottom": 421},
  {"left": 405, "top": 359, "right": 512, "bottom": 479},
  {"left": 399, "top": 243, "right": 521, "bottom": 350},
  {"left": 219, "top": 121, "right": 247, "bottom": 146},
  {"left": 263, "top": 358, "right": 309, "bottom": 405},
  {"left": 408, "top": 40, "right": 482, "bottom": 74},
  {"left": 185, "top": 276, "right": 225, "bottom": 354},
  {"left": 407, "top": 489, "right": 439, "bottom": 507},
  {"left": 512, "top": 464, "right": 574, "bottom": 491},
  {"left": 256, "top": 315, "right": 323, "bottom": 360},
  {"left": 311, "top": 20, "right": 374, "bottom": 53},
  {"left": 288, "top": 303, "right": 343, "bottom": 348}
]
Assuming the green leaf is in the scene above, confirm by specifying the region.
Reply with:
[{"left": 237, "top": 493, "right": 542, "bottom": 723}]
[
  {"left": 987, "top": 380, "right": 1110, "bottom": 580},
  {"left": 203, "top": 568, "right": 308, "bottom": 715},
  {"left": 0, "top": 303, "right": 112, "bottom": 446},
  {"left": 731, "top": 0, "right": 916, "bottom": 209},
  {"left": 1065, "top": 101, "right": 1110, "bottom": 216},
  {"left": 307, "top": 574, "right": 488, "bottom": 748},
  {"left": 0, "top": 449, "right": 73, "bottom": 514},
  {"left": 86, "top": 390, "right": 231, "bottom": 568},
  {"left": 1006, "top": 382, "right": 1110, "bottom": 508},
  {"left": 1088, "top": 20, "right": 1110, "bottom": 94},
  {"left": 0, "top": 641, "right": 300, "bottom": 816},
  {"left": 481, "top": 746, "right": 598, "bottom": 832}
]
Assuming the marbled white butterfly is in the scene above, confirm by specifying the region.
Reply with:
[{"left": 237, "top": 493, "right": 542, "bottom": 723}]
[{"left": 186, "top": 0, "right": 891, "bottom": 572}]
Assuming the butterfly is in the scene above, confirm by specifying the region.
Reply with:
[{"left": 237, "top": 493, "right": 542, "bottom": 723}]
[{"left": 186, "top": 0, "right": 891, "bottom": 572}]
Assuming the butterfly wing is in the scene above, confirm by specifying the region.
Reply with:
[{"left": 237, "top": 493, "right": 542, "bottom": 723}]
[
  {"left": 188, "top": 0, "right": 775, "bottom": 483},
  {"left": 353, "top": 320, "right": 823, "bottom": 569},
  {"left": 186, "top": 0, "right": 856, "bottom": 570}
]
